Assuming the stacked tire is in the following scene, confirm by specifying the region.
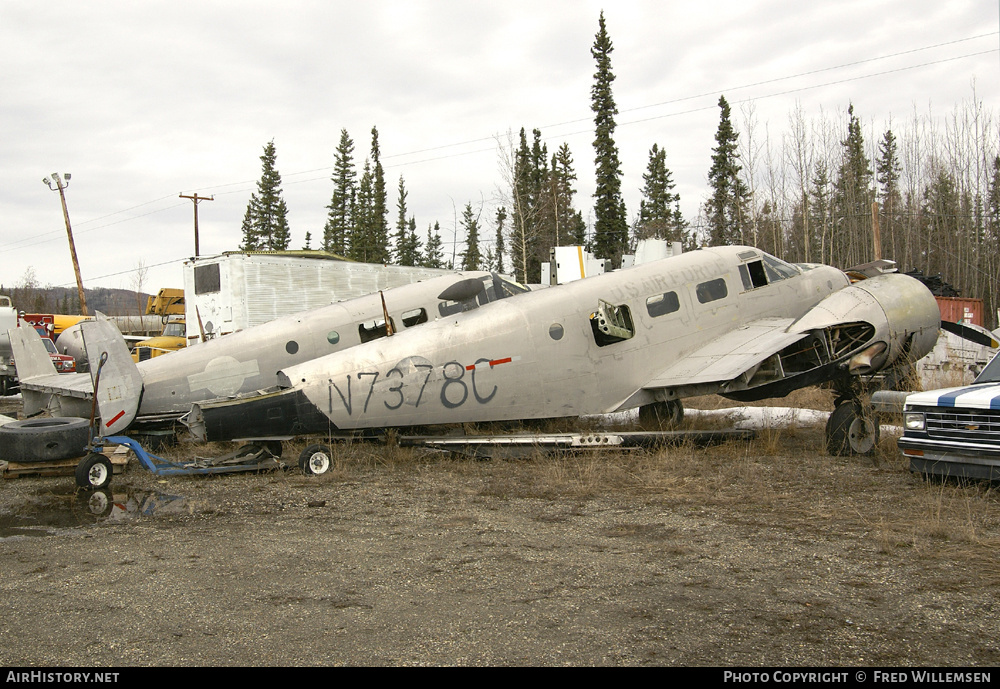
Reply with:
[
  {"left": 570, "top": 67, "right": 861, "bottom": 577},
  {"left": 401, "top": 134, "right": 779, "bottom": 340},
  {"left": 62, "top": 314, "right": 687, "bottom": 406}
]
[{"left": 0, "top": 417, "right": 90, "bottom": 463}]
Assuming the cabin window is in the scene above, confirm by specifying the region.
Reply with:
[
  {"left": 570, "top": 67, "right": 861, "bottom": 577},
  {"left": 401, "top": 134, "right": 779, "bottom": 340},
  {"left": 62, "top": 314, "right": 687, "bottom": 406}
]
[
  {"left": 285, "top": 340, "right": 299, "bottom": 355},
  {"left": 739, "top": 261, "right": 769, "bottom": 290},
  {"left": 645, "top": 291, "right": 680, "bottom": 317},
  {"left": 194, "top": 264, "right": 221, "bottom": 295},
  {"left": 327, "top": 331, "right": 340, "bottom": 346},
  {"left": 590, "top": 300, "right": 634, "bottom": 347},
  {"left": 359, "top": 318, "right": 395, "bottom": 343},
  {"left": 696, "top": 278, "right": 728, "bottom": 304},
  {"left": 402, "top": 308, "right": 428, "bottom": 328},
  {"left": 549, "top": 323, "right": 564, "bottom": 340}
]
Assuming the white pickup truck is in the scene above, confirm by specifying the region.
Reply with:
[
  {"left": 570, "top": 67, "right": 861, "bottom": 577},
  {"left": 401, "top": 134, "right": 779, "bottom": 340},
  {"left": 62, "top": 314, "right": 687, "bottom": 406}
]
[{"left": 897, "top": 351, "right": 1000, "bottom": 480}]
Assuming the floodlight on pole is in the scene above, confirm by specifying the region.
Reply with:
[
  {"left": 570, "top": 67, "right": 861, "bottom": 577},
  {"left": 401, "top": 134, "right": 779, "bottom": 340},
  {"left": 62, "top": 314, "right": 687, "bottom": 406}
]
[{"left": 43, "top": 172, "right": 89, "bottom": 316}]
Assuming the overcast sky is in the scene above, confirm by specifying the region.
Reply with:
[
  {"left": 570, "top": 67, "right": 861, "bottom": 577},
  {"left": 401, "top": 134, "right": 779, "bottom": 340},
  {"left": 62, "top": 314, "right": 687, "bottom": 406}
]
[{"left": 3, "top": 0, "right": 998, "bottom": 294}]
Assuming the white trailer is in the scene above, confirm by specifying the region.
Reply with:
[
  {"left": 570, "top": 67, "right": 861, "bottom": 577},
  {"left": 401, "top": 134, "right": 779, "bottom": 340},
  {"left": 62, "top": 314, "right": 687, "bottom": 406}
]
[{"left": 183, "top": 251, "right": 457, "bottom": 342}]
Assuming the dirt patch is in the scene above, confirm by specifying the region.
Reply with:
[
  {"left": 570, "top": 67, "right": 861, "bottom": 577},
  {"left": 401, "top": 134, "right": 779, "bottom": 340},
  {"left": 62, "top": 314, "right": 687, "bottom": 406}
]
[{"left": 0, "top": 393, "right": 998, "bottom": 666}]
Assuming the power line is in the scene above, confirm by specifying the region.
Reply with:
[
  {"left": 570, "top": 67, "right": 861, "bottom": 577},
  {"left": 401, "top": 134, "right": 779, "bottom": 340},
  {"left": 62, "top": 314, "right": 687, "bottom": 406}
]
[{"left": 7, "top": 32, "right": 998, "bottom": 280}]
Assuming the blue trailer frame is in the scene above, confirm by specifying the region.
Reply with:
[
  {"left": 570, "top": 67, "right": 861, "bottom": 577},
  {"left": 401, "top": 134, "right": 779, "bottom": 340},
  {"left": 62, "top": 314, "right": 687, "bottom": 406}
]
[{"left": 75, "top": 436, "right": 284, "bottom": 489}]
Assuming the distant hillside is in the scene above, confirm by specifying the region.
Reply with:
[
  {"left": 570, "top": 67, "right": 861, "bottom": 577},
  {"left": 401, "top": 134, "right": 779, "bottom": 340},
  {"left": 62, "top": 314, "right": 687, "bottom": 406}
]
[{"left": 0, "top": 284, "right": 152, "bottom": 317}]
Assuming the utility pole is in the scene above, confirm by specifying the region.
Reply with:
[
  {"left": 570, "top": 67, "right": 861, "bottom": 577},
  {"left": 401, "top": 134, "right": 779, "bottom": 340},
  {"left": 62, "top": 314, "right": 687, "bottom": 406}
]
[
  {"left": 43, "top": 173, "right": 88, "bottom": 316},
  {"left": 179, "top": 193, "right": 214, "bottom": 257}
]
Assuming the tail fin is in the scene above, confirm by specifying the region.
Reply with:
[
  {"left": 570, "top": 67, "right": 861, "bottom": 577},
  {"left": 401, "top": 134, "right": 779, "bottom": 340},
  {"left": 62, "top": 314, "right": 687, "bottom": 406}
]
[
  {"left": 8, "top": 320, "right": 58, "bottom": 381},
  {"left": 80, "top": 314, "right": 144, "bottom": 436}
]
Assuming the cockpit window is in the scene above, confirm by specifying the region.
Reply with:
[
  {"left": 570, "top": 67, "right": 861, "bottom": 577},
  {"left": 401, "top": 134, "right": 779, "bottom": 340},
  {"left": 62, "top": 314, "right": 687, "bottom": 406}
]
[
  {"left": 761, "top": 253, "right": 800, "bottom": 281},
  {"left": 739, "top": 261, "right": 768, "bottom": 290},
  {"left": 438, "top": 273, "right": 531, "bottom": 317}
]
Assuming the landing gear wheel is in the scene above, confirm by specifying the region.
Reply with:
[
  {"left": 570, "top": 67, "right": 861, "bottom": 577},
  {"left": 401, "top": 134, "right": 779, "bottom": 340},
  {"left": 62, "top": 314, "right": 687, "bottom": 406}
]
[
  {"left": 75, "top": 453, "right": 113, "bottom": 489},
  {"left": 826, "top": 402, "right": 879, "bottom": 456},
  {"left": 299, "top": 444, "right": 333, "bottom": 475},
  {"left": 638, "top": 400, "right": 684, "bottom": 429}
]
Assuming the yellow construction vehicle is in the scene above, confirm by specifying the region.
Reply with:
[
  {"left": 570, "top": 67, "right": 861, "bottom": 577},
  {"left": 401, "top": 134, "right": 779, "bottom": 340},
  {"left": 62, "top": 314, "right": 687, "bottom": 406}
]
[{"left": 131, "top": 288, "right": 186, "bottom": 362}]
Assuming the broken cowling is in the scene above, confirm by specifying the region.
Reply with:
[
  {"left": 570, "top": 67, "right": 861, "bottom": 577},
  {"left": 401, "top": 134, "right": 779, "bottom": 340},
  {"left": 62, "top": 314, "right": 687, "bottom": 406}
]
[{"left": 788, "top": 272, "right": 940, "bottom": 374}]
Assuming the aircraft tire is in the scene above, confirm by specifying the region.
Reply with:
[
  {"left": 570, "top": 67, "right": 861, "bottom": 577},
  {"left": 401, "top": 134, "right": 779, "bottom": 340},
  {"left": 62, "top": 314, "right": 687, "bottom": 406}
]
[
  {"left": 299, "top": 444, "right": 333, "bottom": 475},
  {"left": 825, "top": 402, "right": 879, "bottom": 456},
  {"left": 638, "top": 400, "right": 684, "bottom": 429},
  {"left": 75, "top": 453, "right": 113, "bottom": 489},
  {"left": 0, "top": 417, "right": 91, "bottom": 463}
]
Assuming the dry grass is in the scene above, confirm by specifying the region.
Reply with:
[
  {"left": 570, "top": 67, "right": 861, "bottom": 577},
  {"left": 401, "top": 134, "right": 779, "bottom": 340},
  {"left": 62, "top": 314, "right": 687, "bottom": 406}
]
[{"left": 155, "top": 396, "right": 1000, "bottom": 564}]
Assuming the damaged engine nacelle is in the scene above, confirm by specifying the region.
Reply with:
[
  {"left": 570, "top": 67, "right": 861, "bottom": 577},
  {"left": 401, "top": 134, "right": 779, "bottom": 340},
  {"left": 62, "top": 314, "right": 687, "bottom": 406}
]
[{"left": 726, "top": 273, "right": 940, "bottom": 400}]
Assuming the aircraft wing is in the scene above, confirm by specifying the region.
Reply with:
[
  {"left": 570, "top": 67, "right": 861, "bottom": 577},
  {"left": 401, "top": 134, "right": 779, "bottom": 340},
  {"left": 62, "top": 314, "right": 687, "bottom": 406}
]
[{"left": 642, "top": 317, "right": 807, "bottom": 389}]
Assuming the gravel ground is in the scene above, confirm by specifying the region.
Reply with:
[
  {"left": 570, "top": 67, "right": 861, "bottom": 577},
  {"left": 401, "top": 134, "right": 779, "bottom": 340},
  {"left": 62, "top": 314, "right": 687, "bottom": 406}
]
[{"left": 1, "top": 396, "right": 999, "bottom": 667}]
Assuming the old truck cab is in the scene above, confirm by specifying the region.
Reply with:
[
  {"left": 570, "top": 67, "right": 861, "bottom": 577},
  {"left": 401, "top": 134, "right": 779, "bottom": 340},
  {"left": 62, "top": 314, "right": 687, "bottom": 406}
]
[{"left": 899, "top": 350, "right": 1000, "bottom": 480}]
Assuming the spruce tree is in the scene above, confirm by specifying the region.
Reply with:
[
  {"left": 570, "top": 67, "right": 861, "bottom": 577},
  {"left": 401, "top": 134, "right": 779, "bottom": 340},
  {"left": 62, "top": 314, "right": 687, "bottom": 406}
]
[
  {"left": 393, "top": 175, "right": 410, "bottom": 265},
  {"left": 423, "top": 222, "right": 446, "bottom": 269},
  {"left": 706, "top": 96, "right": 749, "bottom": 246},
  {"left": 242, "top": 140, "right": 291, "bottom": 251},
  {"left": 831, "top": 104, "right": 874, "bottom": 267},
  {"left": 590, "top": 11, "right": 628, "bottom": 265},
  {"left": 324, "top": 129, "right": 356, "bottom": 256},
  {"left": 876, "top": 129, "right": 902, "bottom": 260},
  {"left": 987, "top": 156, "right": 1000, "bottom": 238},
  {"left": 393, "top": 176, "right": 421, "bottom": 266},
  {"left": 352, "top": 159, "right": 375, "bottom": 262},
  {"left": 239, "top": 205, "right": 257, "bottom": 251},
  {"left": 921, "top": 168, "right": 960, "bottom": 275},
  {"left": 494, "top": 206, "right": 507, "bottom": 273},
  {"left": 460, "top": 203, "right": 482, "bottom": 270},
  {"left": 810, "top": 161, "right": 832, "bottom": 263},
  {"left": 550, "top": 143, "right": 587, "bottom": 247},
  {"left": 369, "top": 126, "right": 390, "bottom": 263},
  {"left": 636, "top": 143, "right": 686, "bottom": 244},
  {"left": 405, "top": 217, "right": 422, "bottom": 267},
  {"left": 510, "top": 127, "right": 537, "bottom": 282}
]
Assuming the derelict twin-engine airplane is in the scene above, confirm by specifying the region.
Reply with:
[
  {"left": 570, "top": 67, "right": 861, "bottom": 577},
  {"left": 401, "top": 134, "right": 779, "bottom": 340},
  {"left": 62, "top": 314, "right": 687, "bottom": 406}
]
[
  {"left": 9, "top": 271, "right": 531, "bottom": 437},
  {"left": 177, "top": 245, "right": 945, "bottom": 458}
]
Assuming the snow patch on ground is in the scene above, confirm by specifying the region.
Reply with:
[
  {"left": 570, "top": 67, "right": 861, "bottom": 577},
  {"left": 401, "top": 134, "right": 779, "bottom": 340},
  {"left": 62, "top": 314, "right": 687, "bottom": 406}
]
[
  {"left": 687, "top": 406, "right": 830, "bottom": 429},
  {"left": 589, "top": 406, "right": 830, "bottom": 429}
]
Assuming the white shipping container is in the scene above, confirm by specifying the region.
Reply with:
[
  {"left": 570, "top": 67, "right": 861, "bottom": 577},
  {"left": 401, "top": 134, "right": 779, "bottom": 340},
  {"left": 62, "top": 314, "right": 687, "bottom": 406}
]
[{"left": 183, "top": 251, "right": 457, "bottom": 341}]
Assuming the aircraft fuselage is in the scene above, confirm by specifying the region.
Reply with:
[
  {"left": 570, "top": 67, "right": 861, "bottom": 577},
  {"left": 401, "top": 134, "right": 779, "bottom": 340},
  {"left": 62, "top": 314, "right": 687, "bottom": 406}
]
[{"left": 194, "top": 246, "right": 856, "bottom": 439}]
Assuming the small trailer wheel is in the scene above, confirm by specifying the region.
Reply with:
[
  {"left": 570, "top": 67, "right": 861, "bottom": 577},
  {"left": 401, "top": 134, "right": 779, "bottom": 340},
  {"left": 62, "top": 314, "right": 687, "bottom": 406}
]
[
  {"left": 76, "top": 453, "right": 113, "bottom": 489},
  {"left": 299, "top": 444, "right": 333, "bottom": 475}
]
